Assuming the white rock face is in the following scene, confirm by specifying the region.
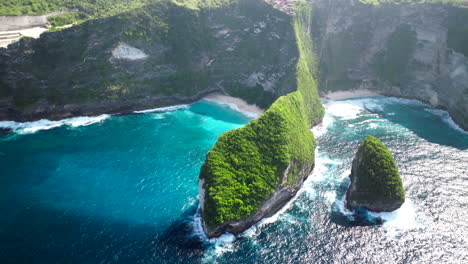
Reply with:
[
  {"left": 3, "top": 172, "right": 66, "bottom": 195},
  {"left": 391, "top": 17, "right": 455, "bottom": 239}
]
[
  {"left": 198, "top": 179, "right": 205, "bottom": 211},
  {"left": 112, "top": 43, "right": 148, "bottom": 60}
]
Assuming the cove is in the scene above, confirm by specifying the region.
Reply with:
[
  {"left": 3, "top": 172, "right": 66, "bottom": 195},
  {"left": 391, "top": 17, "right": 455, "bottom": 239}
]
[
  {"left": 0, "top": 97, "right": 467, "bottom": 263},
  {"left": 0, "top": 100, "right": 250, "bottom": 263}
]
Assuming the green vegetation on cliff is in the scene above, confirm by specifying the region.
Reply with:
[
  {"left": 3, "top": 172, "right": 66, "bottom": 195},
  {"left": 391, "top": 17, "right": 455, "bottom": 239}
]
[
  {"left": 348, "top": 136, "right": 405, "bottom": 207},
  {"left": 1, "top": 0, "right": 297, "bottom": 112},
  {"left": 360, "top": 0, "right": 467, "bottom": 6},
  {"left": 200, "top": 1, "right": 324, "bottom": 229},
  {"left": 0, "top": 0, "right": 155, "bottom": 16}
]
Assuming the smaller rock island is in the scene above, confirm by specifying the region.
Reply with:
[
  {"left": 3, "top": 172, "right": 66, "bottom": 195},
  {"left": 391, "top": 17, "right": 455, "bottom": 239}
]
[{"left": 346, "top": 136, "right": 405, "bottom": 212}]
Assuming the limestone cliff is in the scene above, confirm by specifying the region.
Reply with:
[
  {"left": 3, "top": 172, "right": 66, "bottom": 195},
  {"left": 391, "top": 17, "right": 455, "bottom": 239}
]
[
  {"left": 312, "top": 0, "right": 468, "bottom": 130},
  {"left": 0, "top": 0, "right": 298, "bottom": 121}
]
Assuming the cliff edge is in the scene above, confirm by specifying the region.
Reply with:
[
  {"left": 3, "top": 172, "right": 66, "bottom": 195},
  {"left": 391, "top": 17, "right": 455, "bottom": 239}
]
[
  {"left": 199, "top": 1, "right": 324, "bottom": 238},
  {"left": 312, "top": 0, "right": 468, "bottom": 130}
]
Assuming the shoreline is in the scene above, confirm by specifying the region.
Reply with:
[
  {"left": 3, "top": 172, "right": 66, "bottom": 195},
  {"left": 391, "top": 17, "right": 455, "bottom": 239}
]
[
  {"left": 203, "top": 93, "right": 264, "bottom": 118},
  {"left": 0, "top": 93, "right": 263, "bottom": 133},
  {"left": 1, "top": 93, "right": 466, "bottom": 133}
]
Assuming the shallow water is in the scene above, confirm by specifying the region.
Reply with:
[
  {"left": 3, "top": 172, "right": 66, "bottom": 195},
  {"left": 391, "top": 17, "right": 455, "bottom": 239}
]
[{"left": 0, "top": 97, "right": 467, "bottom": 263}]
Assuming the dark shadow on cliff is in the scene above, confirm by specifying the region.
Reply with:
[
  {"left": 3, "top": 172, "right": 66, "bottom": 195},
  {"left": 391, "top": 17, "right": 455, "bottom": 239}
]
[{"left": 330, "top": 178, "right": 383, "bottom": 227}]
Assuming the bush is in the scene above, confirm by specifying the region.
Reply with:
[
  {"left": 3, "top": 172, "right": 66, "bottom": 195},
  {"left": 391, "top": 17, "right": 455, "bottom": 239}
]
[{"left": 48, "top": 12, "right": 89, "bottom": 27}]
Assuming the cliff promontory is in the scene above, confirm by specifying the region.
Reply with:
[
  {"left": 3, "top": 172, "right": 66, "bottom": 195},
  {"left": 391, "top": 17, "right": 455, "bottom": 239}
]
[
  {"left": 199, "top": 1, "right": 323, "bottom": 238},
  {"left": 346, "top": 136, "right": 405, "bottom": 212}
]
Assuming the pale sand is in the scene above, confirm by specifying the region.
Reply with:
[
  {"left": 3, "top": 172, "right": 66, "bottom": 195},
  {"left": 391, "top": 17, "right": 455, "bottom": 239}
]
[
  {"left": 204, "top": 93, "right": 264, "bottom": 118},
  {"left": 0, "top": 27, "right": 48, "bottom": 48},
  {"left": 321, "top": 89, "right": 381, "bottom": 100}
]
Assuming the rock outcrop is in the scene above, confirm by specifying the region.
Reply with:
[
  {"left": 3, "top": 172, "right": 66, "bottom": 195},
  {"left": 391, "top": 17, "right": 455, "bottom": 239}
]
[{"left": 346, "top": 136, "right": 405, "bottom": 212}]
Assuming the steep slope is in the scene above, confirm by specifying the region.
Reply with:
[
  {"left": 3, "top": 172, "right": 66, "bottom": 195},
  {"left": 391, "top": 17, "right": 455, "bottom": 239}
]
[
  {"left": 199, "top": 1, "right": 324, "bottom": 238},
  {"left": 0, "top": 0, "right": 298, "bottom": 121},
  {"left": 312, "top": 0, "right": 468, "bottom": 129}
]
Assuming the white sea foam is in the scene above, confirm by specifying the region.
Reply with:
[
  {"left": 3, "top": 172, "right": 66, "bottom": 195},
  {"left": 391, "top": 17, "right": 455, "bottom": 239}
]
[
  {"left": 334, "top": 194, "right": 355, "bottom": 219},
  {"left": 0, "top": 114, "right": 110, "bottom": 134},
  {"left": 197, "top": 148, "right": 325, "bottom": 247},
  {"left": 133, "top": 104, "right": 189, "bottom": 114},
  {"left": 311, "top": 111, "right": 333, "bottom": 137},
  {"left": 307, "top": 151, "right": 343, "bottom": 186},
  {"left": 368, "top": 199, "right": 419, "bottom": 238},
  {"left": 323, "top": 96, "right": 422, "bottom": 120},
  {"left": 425, "top": 108, "right": 468, "bottom": 134},
  {"left": 325, "top": 101, "right": 363, "bottom": 120},
  {"left": 242, "top": 149, "right": 336, "bottom": 235}
]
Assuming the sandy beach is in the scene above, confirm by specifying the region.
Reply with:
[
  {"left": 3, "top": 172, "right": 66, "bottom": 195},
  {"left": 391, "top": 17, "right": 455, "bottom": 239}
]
[
  {"left": 203, "top": 93, "right": 264, "bottom": 118},
  {"left": 321, "top": 89, "right": 381, "bottom": 100}
]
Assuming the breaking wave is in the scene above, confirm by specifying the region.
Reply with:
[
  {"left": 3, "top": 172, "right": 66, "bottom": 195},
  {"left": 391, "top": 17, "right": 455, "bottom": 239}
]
[{"left": 0, "top": 114, "right": 110, "bottom": 134}]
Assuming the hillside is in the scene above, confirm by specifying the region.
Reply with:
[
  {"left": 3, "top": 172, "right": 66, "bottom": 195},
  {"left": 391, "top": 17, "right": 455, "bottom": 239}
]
[{"left": 0, "top": 0, "right": 298, "bottom": 121}]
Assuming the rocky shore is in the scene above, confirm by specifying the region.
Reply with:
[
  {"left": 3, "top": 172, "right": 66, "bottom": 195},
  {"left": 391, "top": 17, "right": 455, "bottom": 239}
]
[{"left": 202, "top": 161, "right": 314, "bottom": 238}]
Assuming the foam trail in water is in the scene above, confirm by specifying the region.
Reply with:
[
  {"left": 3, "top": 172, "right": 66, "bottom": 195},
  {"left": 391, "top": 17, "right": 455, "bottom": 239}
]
[
  {"left": 0, "top": 115, "right": 110, "bottom": 134},
  {"left": 334, "top": 194, "right": 355, "bottom": 220},
  {"left": 425, "top": 108, "right": 468, "bottom": 134},
  {"left": 133, "top": 104, "right": 189, "bottom": 114}
]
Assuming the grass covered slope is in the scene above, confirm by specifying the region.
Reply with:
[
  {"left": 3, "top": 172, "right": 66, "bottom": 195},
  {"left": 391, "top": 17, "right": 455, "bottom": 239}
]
[
  {"left": 346, "top": 136, "right": 405, "bottom": 212},
  {"left": 360, "top": 0, "right": 467, "bottom": 6},
  {"left": 0, "top": 0, "right": 156, "bottom": 15},
  {"left": 200, "top": 1, "right": 324, "bottom": 234},
  {"left": 0, "top": 0, "right": 166, "bottom": 28}
]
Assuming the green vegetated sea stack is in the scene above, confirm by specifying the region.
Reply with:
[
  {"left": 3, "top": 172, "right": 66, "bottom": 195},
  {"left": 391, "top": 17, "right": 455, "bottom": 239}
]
[
  {"left": 346, "top": 136, "right": 405, "bottom": 212},
  {"left": 199, "top": 0, "right": 324, "bottom": 238}
]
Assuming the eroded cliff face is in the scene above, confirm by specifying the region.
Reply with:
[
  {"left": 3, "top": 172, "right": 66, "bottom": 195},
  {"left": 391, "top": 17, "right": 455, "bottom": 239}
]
[
  {"left": 199, "top": 1, "right": 324, "bottom": 238},
  {"left": 0, "top": 0, "right": 298, "bottom": 121},
  {"left": 312, "top": 0, "right": 468, "bottom": 130}
]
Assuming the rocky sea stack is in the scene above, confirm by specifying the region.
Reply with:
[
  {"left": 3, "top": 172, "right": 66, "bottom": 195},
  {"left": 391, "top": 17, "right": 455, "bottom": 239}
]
[{"left": 346, "top": 136, "right": 405, "bottom": 212}]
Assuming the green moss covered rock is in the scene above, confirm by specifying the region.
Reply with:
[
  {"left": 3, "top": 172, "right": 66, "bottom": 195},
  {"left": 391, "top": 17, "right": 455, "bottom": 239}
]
[
  {"left": 346, "top": 136, "right": 405, "bottom": 212},
  {"left": 199, "top": 0, "right": 324, "bottom": 238}
]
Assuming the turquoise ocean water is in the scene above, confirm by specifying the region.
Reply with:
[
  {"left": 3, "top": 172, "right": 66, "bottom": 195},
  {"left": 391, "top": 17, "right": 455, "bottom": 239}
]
[{"left": 0, "top": 97, "right": 467, "bottom": 263}]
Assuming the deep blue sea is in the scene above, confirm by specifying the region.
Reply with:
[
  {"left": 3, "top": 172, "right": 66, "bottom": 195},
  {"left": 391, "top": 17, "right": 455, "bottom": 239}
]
[{"left": 0, "top": 97, "right": 467, "bottom": 263}]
